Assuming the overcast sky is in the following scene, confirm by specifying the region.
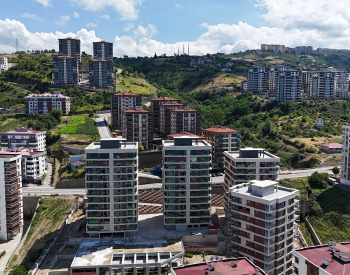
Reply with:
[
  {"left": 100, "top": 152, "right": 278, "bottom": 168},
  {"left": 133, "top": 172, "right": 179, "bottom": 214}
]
[{"left": 2, "top": 0, "right": 350, "bottom": 56}]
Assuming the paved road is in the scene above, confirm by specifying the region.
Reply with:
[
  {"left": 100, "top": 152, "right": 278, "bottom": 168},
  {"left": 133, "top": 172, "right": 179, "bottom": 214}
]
[{"left": 95, "top": 116, "right": 112, "bottom": 139}]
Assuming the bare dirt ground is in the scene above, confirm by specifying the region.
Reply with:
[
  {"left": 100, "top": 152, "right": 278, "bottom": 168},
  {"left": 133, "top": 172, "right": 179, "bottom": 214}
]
[
  {"left": 184, "top": 254, "right": 228, "bottom": 265},
  {"left": 193, "top": 73, "right": 246, "bottom": 92},
  {"left": 290, "top": 136, "right": 342, "bottom": 147}
]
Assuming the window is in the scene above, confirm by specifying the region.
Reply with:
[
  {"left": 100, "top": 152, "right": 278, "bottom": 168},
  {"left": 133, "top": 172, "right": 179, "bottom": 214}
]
[{"left": 310, "top": 268, "right": 314, "bottom": 275}]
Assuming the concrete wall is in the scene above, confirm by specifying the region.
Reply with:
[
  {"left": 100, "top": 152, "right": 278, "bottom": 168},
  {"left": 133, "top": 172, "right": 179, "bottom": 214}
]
[
  {"left": 305, "top": 217, "right": 322, "bottom": 245},
  {"left": 139, "top": 174, "right": 162, "bottom": 184},
  {"left": 55, "top": 178, "right": 85, "bottom": 189},
  {"left": 139, "top": 151, "right": 162, "bottom": 169},
  {"left": 61, "top": 146, "right": 85, "bottom": 155},
  {"left": 23, "top": 196, "right": 41, "bottom": 217},
  {"left": 182, "top": 234, "right": 219, "bottom": 245}
]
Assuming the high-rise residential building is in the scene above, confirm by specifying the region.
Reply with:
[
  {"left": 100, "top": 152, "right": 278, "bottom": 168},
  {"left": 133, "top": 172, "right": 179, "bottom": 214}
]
[
  {"left": 335, "top": 71, "right": 349, "bottom": 99},
  {"left": 162, "top": 137, "right": 212, "bottom": 230},
  {"left": 0, "top": 56, "right": 8, "bottom": 74},
  {"left": 111, "top": 92, "right": 142, "bottom": 130},
  {"left": 89, "top": 60, "right": 113, "bottom": 89},
  {"left": 122, "top": 107, "right": 154, "bottom": 150},
  {"left": 295, "top": 46, "right": 313, "bottom": 55},
  {"left": 309, "top": 72, "right": 335, "bottom": 99},
  {"left": 25, "top": 91, "right": 70, "bottom": 115},
  {"left": 276, "top": 71, "right": 302, "bottom": 102},
  {"left": 93, "top": 41, "right": 113, "bottom": 62},
  {"left": 223, "top": 148, "right": 280, "bottom": 218},
  {"left": 247, "top": 67, "right": 269, "bottom": 93},
  {"left": 260, "top": 44, "right": 286, "bottom": 53},
  {"left": 159, "top": 103, "right": 183, "bottom": 136},
  {"left": 341, "top": 125, "right": 350, "bottom": 184},
  {"left": 58, "top": 38, "right": 81, "bottom": 65},
  {"left": 169, "top": 107, "right": 201, "bottom": 136},
  {"left": 1, "top": 128, "right": 46, "bottom": 151},
  {"left": 53, "top": 56, "right": 78, "bottom": 86},
  {"left": 151, "top": 97, "right": 182, "bottom": 133},
  {"left": 85, "top": 139, "right": 138, "bottom": 237},
  {"left": 202, "top": 126, "right": 241, "bottom": 168},
  {"left": 0, "top": 154, "right": 23, "bottom": 241},
  {"left": 226, "top": 180, "right": 299, "bottom": 275}
]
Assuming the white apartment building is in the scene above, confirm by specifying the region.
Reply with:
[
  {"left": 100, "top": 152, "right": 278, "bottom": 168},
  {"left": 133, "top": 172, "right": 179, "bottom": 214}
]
[
  {"left": 0, "top": 56, "right": 8, "bottom": 74},
  {"left": 0, "top": 128, "right": 46, "bottom": 152},
  {"left": 162, "top": 137, "right": 212, "bottom": 230},
  {"left": 335, "top": 71, "right": 349, "bottom": 99},
  {"left": 25, "top": 92, "right": 71, "bottom": 115},
  {"left": 247, "top": 67, "right": 269, "bottom": 93},
  {"left": 85, "top": 139, "right": 138, "bottom": 237},
  {"left": 227, "top": 180, "right": 299, "bottom": 275},
  {"left": 341, "top": 125, "right": 350, "bottom": 184},
  {"left": 0, "top": 154, "right": 23, "bottom": 241}
]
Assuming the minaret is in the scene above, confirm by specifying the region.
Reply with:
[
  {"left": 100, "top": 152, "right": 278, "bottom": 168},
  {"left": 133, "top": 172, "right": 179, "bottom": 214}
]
[{"left": 188, "top": 44, "right": 189, "bottom": 55}]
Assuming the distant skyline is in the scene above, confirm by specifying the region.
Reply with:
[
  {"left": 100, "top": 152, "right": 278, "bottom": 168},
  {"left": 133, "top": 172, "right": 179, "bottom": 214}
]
[{"left": 1, "top": 0, "right": 350, "bottom": 57}]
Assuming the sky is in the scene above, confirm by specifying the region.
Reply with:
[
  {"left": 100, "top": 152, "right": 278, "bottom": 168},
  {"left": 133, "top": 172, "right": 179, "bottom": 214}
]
[{"left": 2, "top": 0, "right": 350, "bottom": 57}]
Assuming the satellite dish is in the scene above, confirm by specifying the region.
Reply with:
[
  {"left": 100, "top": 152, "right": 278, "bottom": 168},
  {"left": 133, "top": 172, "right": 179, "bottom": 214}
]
[
  {"left": 215, "top": 255, "right": 219, "bottom": 260},
  {"left": 219, "top": 257, "right": 223, "bottom": 261},
  {"left": 210, "top": 256, "right": 214, "bottom": 261}
]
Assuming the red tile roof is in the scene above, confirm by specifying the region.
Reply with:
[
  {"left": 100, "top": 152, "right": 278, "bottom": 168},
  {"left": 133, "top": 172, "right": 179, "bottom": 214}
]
[
  {"left": 202, "top": 125, "right": 240, "bottom": 134},
  {"left": 3, "top": 128, "right": 44, "bottom": 134},
  {"left": 0, "top": 150, "right": 44, "bottom": 156},
  {"left": 25, "top": 92, "right": 69, "bottom": 98},
  {"left": 123, "top": 109, "right": 152, "bottom": 114},
  {"left": 151, "top": 97, "right": 180, "bottom": 101},
  {"left": 170, "top": 108, "right": 200, "bottom": 113},
  {"left": 320, "top": 143, "right": 342, "bottom": 148},
  {"left": 160, "top": 103, "right": 183, "bottom": 106},
  {"left": 71, "top": 161, "right": 84, "bottom": 166},
  {"left": 296, "top": 243, "right": 350, "bottom": 275},
  {"left": 113, "top": 92, "right": 140, "bottom": 97}
]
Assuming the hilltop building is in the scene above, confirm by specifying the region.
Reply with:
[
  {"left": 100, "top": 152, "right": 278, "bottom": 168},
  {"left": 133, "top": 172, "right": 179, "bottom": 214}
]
[
  {"left": 93, "top": 41, "right": 113, "bottom": 62},
  {"left": 0, "top": 154, "right": 23, "bottom": 241},
  {"left": 58, "top": 38, "right": 81, "bottom": 65},
  {"left": 0, "top": 56, "right": 8, "bottom": 74},
  {"left": 162, "top": 137, "right": 212, "bottom": 230},
  {"left": 111, "top": 92, "right": 142, "bottom": 130},
  {"left": 227, "top": 180, "right": 299, "bottom": 275},
  {"left": 53, "top": 56, "right": 78, "bottom": 87},
  {"left": 85, "top": 139, "right": 138, "bottom": 237},
  {"left": 202, "top": 126, "right": 241, "bottom": 168},
  {"left": 25, "top": 91, "right": 70, "bottom": 115},
  {"left": 89, "top": 60, "right": 113, "bottom": 89}
]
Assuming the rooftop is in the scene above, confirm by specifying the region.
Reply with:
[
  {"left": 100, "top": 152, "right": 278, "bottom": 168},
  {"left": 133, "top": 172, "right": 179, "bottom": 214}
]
[
  {"left": 123, "top": 109, "right": 153, "bottom": 114},
  {"left": 202, "top": 125, "right": 241, "bottom": 134},
  {"left": 113, "top": 92, "right": 140, "bottom": 97},
  {"left": 163, "top": 137, "right": 211, "bottom": 147},
  {"left": 167, "top": 132, "right": 205, "bottom": 140},
  {"left": 321, "top": 143, "right": 342, "bottom": 148},
  {"left": 85, "top": 138, "right": 138, "bottom": 150},
  {"left": 2, "top": 127, "right": 45, "bottom": 134},
  {"left": 172, "top": 258, "right": 266, "bottom": 275},
  {"left": 170, "top": 108, "right": 200, "bottom": 113},
  {"left": 25, "top": 92, "right": 69, "bottom": 98},
  {"left": 151, "top": 96, "right": 180, "bottom": 101},
  {"left": 225, "top": 147, "right": 280, "bottom": 160},
  {"left": 0, "top": 150, "right": 45, "bottom": 157},
  {"left": 295, "top": 242, "right": 350, "bottom": 275}
]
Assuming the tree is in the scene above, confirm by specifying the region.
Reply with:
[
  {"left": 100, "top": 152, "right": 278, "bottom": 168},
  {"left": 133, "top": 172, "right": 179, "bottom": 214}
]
[
  {"left": 308, "top": 171, "right": 329, "bottom": 189},
  {"left": 332, "top": 166, "right": 340, "bottom": 175},
  {"left": 200, "top": 251, "right": 207, "bottom": 262},
  {"left": 138, "top": 145, "right": 144, "bottom": 151},
  {"left": 9, "top": 265, "right": 27, "bottom": 275}
]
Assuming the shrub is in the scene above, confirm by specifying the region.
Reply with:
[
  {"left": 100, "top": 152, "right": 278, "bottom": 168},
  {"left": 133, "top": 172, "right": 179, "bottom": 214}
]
[{"left": 185, "top": 252, "right": 194, "bottom": 258}]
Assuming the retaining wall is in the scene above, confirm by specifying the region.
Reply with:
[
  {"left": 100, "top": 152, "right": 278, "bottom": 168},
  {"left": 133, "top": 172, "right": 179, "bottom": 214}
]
[
  {"left": 305, "top": 217, "right": 322, "bottom": 245},
  {"left": 139, "top": 151, "right": 162, "bottom": 169}
]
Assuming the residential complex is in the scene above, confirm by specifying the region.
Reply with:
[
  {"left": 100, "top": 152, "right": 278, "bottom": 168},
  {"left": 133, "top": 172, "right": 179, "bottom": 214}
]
[
  {"left": 150, "top": 97, "right": 182, "bottom": 133},
  {"left": 111, "top": 92, "right": 142, "bottom": 130},
  {"left": 276, "top": 71, "right": 302, "bottom": 102},
  {"left": 25, "top": 91, "right": 70, "bottom": 115},
  {"left": 0, "top": 154, "right": 23, "bottom": 241},
  {"left": 169, "top": 107, "right": 201, "bottom": 135},
  {"left": 341, "top": 125, "right": 350, "bottom": 184},
  {"left": 261, "top": 44, "right": 286, "bottom": 53},
  {"left": 335, "top": 71, "right": 349, "bottom": 99},
  {"left": 227, "top": 180, "right": 299, "bottom": 275},
  {"left": 159, "top": 103, "right": 183, "bottom": 135},
  {"left": 89, "top": 60, "right": 113, "bottom": 89},
  {"left": 53, "top": 56, "right": 78, "bottom": 86},
  {"left": 93, "top": 41, "right": 113, "bottom": 62},
  {"left": 85, "top": 139, "right": 138, "bottom": 237},
  {"left": 293, "top": 242, "right": 350, "bottom": 275},
  {"left": 122, "top": 107, "right": 154, "bottom": 150},
  {"left": 0, "top": 56, "right": 8, "bottom": 74},
  {"left": 309, "top": 71, "right": 335, "bottom": 99},
  {"left": 247, "top": 67, "right": 269, "bottom": 93},
  {"left": 202, "top": 125, "right": 241, "bottom": 168},
  {"left": 0, "top": 128, "right": 46, "bottom": 151},
  {"left": 58, "top": 38, "right": 81, "bottom": 65},
  {"left": 162, "top": 137, "right": 212, "bottom": 230}
]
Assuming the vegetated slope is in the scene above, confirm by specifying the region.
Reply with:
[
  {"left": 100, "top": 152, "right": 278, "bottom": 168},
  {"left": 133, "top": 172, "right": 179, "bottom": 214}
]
[{"left": 0, "top": 81, "right": 29, "bottom": 109}]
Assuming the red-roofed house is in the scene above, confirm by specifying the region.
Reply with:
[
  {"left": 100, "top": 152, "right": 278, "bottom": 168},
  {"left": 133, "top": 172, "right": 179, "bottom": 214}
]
[
  {"left": 25, "top": 91, "right": 70, "bottom": 115},
  {"left": 202, "top": 126, "right": 241, "bottom": 168},
  {"left": 172, "top": 258, "right": 266, "bottom": 275},
  {"left": 320, "top": 143, "right": 342, "bottom": 154},
  {"left": 1, "top": 127, "right": 46, "bottom": 152},
  {"left": 293, "top": 242, "right": 350, "bottom": 275}
]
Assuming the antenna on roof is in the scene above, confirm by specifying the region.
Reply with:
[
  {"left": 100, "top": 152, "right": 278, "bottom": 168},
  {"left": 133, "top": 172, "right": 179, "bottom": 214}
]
[
  {"left": 210, "top": 256, "right": 214, "bottom": 261},
  {"left": 215, "top": 255, "right": 219, "bottom": 261}
]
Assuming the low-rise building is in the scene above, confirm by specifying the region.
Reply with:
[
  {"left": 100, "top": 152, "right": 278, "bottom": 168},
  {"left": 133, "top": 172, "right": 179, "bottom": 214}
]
[
  {"left": 25, "top": 91, "right": 70, "bottom": 115},
  {"left": 0, "top": 127, "right": 46, "bottom": 152},
  {"left": 320, "top": 142, "right": 342, "bottom": 154}
]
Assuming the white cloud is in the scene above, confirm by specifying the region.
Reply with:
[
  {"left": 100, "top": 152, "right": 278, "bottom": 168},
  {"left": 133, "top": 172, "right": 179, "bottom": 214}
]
[
  {"left": 73, "top": 11, "right": 80, "bottom": 18},
  {"left": 55, "top": 16, "right": 70, "bottom": 26},
  {"left": 86, "top": 22, "right": 97, "bottom": 28},
  {"left": 124, "top": 23, "right": 135, "bottom": 32},
  {"left": 70, "top": 0, "right": 143, "bottom": 21},
  {"left": 35, "top": 0, "right": 52, "bottom": 7},
  {"left": 100, "top": 14, "right": 110, "bottom": 20},
  {"left": 133, "top": 24, "right": 157, "bottom": 38},
  {"left": 22, "top": 13, "right": 41, "bottom": 20}
]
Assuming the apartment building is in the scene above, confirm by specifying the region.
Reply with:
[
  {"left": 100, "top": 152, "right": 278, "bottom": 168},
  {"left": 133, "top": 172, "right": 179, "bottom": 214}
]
[
  {"left": 260, "top": 44, "right": 286, "bottom": 53},
  {"left": 293, "top": 242, "right": 350, "bottom": 275},
  {"left": 58, "top": 38, "right": 81, "bottom": 66},
  {"left": 202, "top": 126, "right": 241, "bottom": 168},
  {"left": 25, "top": 91, "right": 70, "bottom": 115},
  {"left": 309, "top": 72, "right": 335, "bottom": 99},
  {"left": 0, "top": 56, "right": 8, "bottom": 74},
  {"left": 0, "top": 127, "right": 46, "bottom": 151},
  {"left": 226, "top": 180, "right": 299, "bottom": 275},
  {"left": 276, "top": 71, "right": 302, "bottom": 102},
  {"left": 341, "top": 125, "right": 350, "bottom": 184},
  {"left": 150, "top": 97, "right": 182, "bottom": 133},
  {"left": 335, "top": 71, "right": 349, "bottom": 99},
  {"left": 159, "top": 103, "right": 183, "bottom": 136},
  {"left": 85, "top": 139, "right": 138, "bottom": 237},
  {"left": 93, "top": 41, "right": 113, "bottom": 62},
  {"left": 53, "top": 56, "right": 78, "bottom": 87},
  {"left": 0, "top": 154, "right": 23, "bottom": 241},
  {"left": 89, "top": 60, "right": 113, "bottom": 89},
  {"left": 111, "top": 92, "right": 142, "bottom": 130},
  {"left": 169, "top": 108, "right": 201, "bottom": 136},
  {"left": 247, "top": 67, "right": 269, "bottom": 93},
  {"left": 122, "top": 107, "right": 154, "bottom": 150},
  {"left": 162, "top": 137, "right": 212, "bottom": 230}
]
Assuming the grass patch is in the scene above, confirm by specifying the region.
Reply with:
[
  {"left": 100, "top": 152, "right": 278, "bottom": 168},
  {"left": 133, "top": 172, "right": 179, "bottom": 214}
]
[
  {"left": 299, "top": 222, "right": 315, "bottom": 246},
  {"left": 117, "top": 75, "right": 157, "bottom": 100},
  {"left": 57, "top": 115, "right": 99, "bottom": 141},
  {"left": 332, "top": 137, "right": 342, "bottom": 144}
]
